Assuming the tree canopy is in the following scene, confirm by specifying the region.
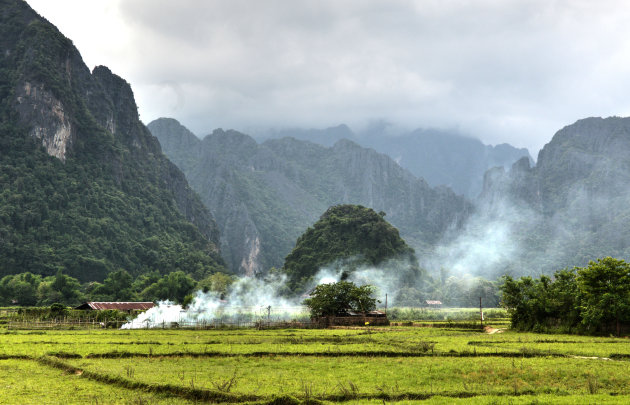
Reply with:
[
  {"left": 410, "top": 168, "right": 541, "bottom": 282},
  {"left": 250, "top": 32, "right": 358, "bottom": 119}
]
[
  {"left": 282, "top": 205, "right": 418, "bottom": 291},
  {"left": 303, "top": 281, "right": 378, "bottom": 318},
  {"left": 500, "top": 257, "right": 630, "bottom": 335}
]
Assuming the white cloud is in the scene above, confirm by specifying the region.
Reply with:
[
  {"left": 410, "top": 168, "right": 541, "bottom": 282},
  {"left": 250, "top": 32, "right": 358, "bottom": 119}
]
[{"left": 25, "top": 0, "right": 630, "bottom": 154}]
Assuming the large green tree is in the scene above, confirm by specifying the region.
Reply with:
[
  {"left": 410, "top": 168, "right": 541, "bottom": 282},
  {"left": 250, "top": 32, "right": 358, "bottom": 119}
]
[
  {"left": 303, "top": 281, "right": 378, "bottom": 318},
  {"left": 578, "top": 257, "right": 630, "bottom": 336},
  {"left": 139, "top": 271, "right": 197, "bottom": 304}
]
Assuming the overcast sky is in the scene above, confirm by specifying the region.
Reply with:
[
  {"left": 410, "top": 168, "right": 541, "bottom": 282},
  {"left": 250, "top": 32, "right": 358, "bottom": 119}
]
[{"left": 25, "top": 0, "right": 630, "bottom": 155}]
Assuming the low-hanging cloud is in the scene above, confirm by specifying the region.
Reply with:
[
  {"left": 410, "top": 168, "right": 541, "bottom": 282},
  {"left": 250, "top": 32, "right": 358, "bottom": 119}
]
[{"left": 25, "top": 0, "right": 630, "bottom": 154}]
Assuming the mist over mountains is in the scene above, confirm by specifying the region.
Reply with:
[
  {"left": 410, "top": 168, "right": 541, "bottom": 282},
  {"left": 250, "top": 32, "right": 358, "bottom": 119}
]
[
  {"left": 149, "top": 118, "right": 471, "bottom": 276},
  {"left": 152, "top": 116, "right": 630, "bottom": 283},
  {"left": 259, "top": 124, "right": 533, "bottom": 198},
  {"left": 471, "top": 116, "right": 630, "bottom": 278}
]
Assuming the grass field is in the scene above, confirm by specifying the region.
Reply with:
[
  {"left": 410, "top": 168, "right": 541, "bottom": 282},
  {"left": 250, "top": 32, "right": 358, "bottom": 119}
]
[{"left": 1, "top": 315, "right": 630, "bottom": 404}]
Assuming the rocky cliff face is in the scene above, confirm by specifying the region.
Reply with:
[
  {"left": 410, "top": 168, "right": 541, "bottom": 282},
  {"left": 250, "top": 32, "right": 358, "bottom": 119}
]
[
  {"left": 0, "top": 0, "right": 224, "bottom": 280},
  {"left": 261, "top": 125, "right": 533, "bottom": 198},
  {"left": 478, "top": 116, "right": 630, "bottom": 275},
  {"left": 150, "top": 118, "right": 472, "bottom": 276},
  {"left": 15, "top": 80, "right": 74, "bottom": 160}
]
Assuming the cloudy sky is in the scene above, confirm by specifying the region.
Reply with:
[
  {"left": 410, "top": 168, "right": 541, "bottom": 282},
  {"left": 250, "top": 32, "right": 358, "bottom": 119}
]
[{"left": 26, "top": 0, "right": 630, "bottom": 155}]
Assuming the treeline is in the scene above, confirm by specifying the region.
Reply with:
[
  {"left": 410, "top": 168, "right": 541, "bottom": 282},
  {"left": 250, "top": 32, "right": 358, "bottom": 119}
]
[
  {"left": 0, "top": 270, "right": 234, "bottom": 307},
  {"left": 500, "top": 257, "right": 630, "bottom": 336}
]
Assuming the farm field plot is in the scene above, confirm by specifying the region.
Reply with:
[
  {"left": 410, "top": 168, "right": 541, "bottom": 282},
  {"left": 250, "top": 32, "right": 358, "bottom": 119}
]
[
  {"left": 2, "top": 324, "right": 630, "bottom": 404},
  {"left": 0, "top": 358, "right": 187, "bottom": 404}
]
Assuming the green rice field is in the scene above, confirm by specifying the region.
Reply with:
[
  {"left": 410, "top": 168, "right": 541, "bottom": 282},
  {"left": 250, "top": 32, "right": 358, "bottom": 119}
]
[{"left": 1, "top": 315, "right": 630, "bottom": 404}]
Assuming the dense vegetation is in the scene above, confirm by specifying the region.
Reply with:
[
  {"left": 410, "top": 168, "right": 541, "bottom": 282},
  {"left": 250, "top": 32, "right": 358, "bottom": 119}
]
[
  {"left": 281, "top": 205, "right": 420, "bottom": 290},
  {"left": 0, "top": 0, "right": 225, "bottom": 283},
  {"left": 0, "top": 269, "right": 235, "bottom": 306},
  {"left": 500, "top": 257, "right": 630, "bottom": 335}
]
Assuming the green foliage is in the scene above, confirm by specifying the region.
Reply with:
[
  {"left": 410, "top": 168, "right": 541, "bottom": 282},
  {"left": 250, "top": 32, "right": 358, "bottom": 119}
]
[
  {"left": 49, "top": 303, "right": 67, "bottom": 316},
  {"left": 578, "top": 257, "right": 630, "bottom": 336},
  {"left": 0, "top": 272, "right": 41, "bottom": 306},
  {"left": 501, "top": 257, "right": 630, "bottom": 335},
  {"left": 89, "top": 270, "right": 135, "bottom": 301},
  {"left": 500, "top": 269, "right": 580, "bottom": 333},
  {"left": 37, "top": 270, "right": 84, "bottom": 306},
  {"left": 198, "top": 272, "right": 235, "bottom": 298},
  {"left": 0, "top": 269, "right": 204, "bottom": 306},
  {"left": 302, "top": 281, "right": 378, "bottom": 317},
  {"left": 282, "top": 205, "right": 417, "bottom": 291},
  {"left": 139, "top": 271, "right": 197, "bottom": 304}
]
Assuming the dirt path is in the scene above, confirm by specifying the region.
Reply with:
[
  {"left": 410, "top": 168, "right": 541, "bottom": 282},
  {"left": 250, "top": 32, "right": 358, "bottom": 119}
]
[{"left": 484, "top": 326, "right": 504, "bottom": 334}]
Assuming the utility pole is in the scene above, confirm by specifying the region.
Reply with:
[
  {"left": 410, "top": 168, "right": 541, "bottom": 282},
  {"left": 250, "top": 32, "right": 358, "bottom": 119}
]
[
  {"left": 479, "top": 297, "right": 483, "bottom": 329},
  {"left": 385, "top": 293, "right": 388, "bottom": 315}
]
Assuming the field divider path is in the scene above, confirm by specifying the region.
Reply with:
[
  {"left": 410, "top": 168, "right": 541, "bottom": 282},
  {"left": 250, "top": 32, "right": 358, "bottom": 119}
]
[
  {"left": 82, "top": 350, "right": 576, "bottom": 359},
  {"left": 35, "top": 355, "right": 263, "bottom": 403},
  {"left": 0, "top": 354, "right": 32, "bottom": 360}
]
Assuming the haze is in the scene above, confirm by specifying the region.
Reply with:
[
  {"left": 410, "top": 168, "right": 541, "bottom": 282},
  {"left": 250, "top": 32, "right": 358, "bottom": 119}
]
[{"left": 26, "top": 0, "right": 630, "bottom": 154}]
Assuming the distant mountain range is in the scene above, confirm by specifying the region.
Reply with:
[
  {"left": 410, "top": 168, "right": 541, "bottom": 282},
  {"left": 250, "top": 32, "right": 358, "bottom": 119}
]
[
  {"left": 261, "top": 124, "right": 533, "bottom": 197},
  {"left": 149, "top": 118, "right": 471, "bottom": 276},
  {"left": 153, "top": 116, "right": 630, "bottom": 280}
]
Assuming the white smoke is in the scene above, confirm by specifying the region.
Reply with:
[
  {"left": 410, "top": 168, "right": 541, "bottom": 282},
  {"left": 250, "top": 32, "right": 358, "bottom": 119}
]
[
  {"left": 304, "top": 257, "right": 421, "bottom": 306},
  {"left": 122, "top": 273, "right": 308, "bottom": 329},
  {"left": 424, "top": 199, "right": 526, "bottom": 279}
]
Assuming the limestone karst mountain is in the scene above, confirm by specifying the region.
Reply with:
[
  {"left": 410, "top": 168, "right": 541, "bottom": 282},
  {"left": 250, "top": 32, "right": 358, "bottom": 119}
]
[
  {"left": 261, "top": 124, "right": 532, "bottom": 198},
  {"left": 149, "top": 118, "right": 471, "bottom": 276},
  {"left": 0, "top": 0, "right": 226, "bottom": 280},
  {"left": 477, "top": 116, "right": 630, "bottom": 276}
]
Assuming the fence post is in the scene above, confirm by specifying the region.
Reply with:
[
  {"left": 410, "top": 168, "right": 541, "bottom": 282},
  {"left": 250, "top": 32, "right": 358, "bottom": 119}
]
[{"left": 479, "top": 297, "right": 483, "bottom": 329}]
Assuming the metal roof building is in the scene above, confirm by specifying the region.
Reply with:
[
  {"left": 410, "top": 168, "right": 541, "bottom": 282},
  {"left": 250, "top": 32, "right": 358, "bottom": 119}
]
[{"left": 75, "top": 302, "right": 155, "bottom": 311}]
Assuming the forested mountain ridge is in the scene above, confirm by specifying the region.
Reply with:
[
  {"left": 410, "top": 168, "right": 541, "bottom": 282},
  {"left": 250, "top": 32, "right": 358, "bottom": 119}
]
[
  {"left": 478, "top": 116, "right": 630, "bottom": 276},
  {"left": 261, "top": 125, "right": 533, "bottom": 197},
  {"left": 149, "top": 118, "right": 472, "bottom": 276},
  {"left": 0, "top": 0, "right": 225, "bottom": 281}
]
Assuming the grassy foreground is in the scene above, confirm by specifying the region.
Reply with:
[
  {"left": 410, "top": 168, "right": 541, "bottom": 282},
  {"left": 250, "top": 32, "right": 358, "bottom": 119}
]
[{"left": 1, "top": 322, "right": 630, "bottom": 404}]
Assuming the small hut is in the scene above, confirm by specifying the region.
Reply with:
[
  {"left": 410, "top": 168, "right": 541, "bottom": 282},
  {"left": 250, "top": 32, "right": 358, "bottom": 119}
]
[
  {"left": 75, "top": 302, "right": 155, "bottom": 313},
  {"left": 425, "top": 300, "right": 442, "bottom": 308}
]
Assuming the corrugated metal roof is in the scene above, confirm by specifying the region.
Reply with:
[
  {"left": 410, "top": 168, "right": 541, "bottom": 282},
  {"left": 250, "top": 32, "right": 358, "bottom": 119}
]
[{"left": 76, "top": 302, "right": 155, "bottom": 310}]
